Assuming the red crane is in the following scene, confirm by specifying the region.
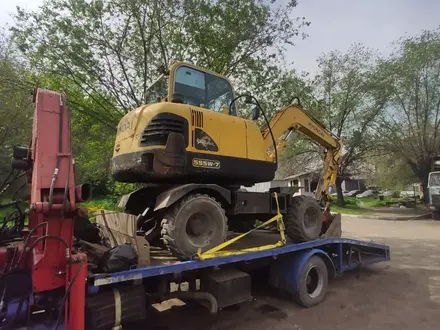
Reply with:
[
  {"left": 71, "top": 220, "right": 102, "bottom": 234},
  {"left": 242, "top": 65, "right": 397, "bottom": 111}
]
[{"left": 1, "top": 88, "right": 88, "bottom": 330}]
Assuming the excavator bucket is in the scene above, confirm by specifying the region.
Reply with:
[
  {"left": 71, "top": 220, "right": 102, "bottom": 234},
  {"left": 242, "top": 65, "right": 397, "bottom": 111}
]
[{"left": 321, "top": 212, "right": 342, "bottom": 238}]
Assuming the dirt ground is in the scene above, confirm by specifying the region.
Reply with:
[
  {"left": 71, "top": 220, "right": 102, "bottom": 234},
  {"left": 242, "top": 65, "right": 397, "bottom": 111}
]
[{"left": 150, "top": 217, "right": 440, "bottom": 330}]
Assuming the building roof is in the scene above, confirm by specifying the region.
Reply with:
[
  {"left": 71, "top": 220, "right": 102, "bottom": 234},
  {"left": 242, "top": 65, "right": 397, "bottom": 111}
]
[{"left": 283, "top": 170, "right": 316, "bottom": 180}]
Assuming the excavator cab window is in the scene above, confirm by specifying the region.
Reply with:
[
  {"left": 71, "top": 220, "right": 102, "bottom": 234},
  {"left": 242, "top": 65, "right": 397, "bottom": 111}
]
[
  {"left": 173, "top": 65, "right": 236, "bottom": 115},
  {"left": 145, "top": 74, "right": 168, "bottom": 103}
]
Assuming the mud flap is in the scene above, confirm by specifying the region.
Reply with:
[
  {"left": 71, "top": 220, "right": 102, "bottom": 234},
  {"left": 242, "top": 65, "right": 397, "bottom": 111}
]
[{"left": 321, "top": 213, "right": 342, "bottom": 238}]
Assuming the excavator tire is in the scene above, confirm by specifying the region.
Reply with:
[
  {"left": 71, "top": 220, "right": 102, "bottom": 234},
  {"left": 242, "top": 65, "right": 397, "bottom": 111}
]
[
  {"left": 284, "top": 195, "right": 322, "bottom": 242},
  {"left": 161, "top": 193, "right": 228, "bottom": 260}
]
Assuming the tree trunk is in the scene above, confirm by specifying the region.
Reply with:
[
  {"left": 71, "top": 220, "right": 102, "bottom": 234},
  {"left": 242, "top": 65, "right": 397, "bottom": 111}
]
[
  {"left": 336, "top": 176, "right": 345, "bottom": 207},
  {"left": 420, "top": 172, "right": 430, "bottom": 204},
  {"left": 409, "top": 159, "right": 432, "bottom": 204}
]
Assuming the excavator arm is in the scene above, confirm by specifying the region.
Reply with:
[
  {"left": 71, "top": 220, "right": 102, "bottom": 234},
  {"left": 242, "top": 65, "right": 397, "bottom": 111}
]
[{"left": 262, "top": 104, "right": 342, "bottom": 207}]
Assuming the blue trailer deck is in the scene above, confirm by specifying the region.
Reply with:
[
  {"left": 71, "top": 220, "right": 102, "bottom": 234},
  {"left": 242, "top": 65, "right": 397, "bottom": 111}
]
[{"left": 92, "top": 236, "right": 390, "bottom": 287}]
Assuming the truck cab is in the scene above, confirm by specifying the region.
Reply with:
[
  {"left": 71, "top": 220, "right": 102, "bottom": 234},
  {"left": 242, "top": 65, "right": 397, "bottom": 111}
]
[
  {"left": 428, "top": 171, "right": 440, "bottom": 216},
  {"left": 428, "top": 156, "right": 440, "bottom": 219}
]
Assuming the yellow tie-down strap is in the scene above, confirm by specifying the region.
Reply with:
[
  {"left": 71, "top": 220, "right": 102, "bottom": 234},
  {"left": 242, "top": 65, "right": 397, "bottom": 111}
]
[{"left": 196, "top": 192, "right": 287, "bottom": 260}]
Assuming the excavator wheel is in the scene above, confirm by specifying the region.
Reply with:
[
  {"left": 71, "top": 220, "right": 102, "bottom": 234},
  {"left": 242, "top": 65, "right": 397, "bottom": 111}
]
[
  {"left": 161, "top": 193, "right": 228, "bottom": 260},
  {"left": 284, "top": 195, "right": 322, "bottom": 242}
]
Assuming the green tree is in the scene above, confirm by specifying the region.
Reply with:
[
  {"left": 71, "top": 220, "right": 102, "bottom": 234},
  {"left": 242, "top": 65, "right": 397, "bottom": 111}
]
[
  {"left": 12, "top": 0, "right": 310, "bottom": 128},
  {"left": 0, "top": 29, "right": 34, "bottom": 196},
  {"left": 32, "top": 73, "right": 120, "bottom": 194},
  {"left": 371, "top": 154, "right": 416, "bottom": 191},
  {"left": 250, "top": 68, "right": 322, "bottom": 177},
  {"left": 279, "top": 44, "right": 386, "bottom": 206},
  {"left": 374, "top": 28, "right": 440, "bottom": 201},
  {"left": 10, "top": 0, "right": 312, "bottom": 196}
]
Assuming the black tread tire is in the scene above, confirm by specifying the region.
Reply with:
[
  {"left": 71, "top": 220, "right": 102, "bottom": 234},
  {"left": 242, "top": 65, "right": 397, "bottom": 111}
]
[
  {"left": 432, "top": 211, "right": 440, "bottom": 221},
  {"left": 161, "top": 193, "right": 228, "bottom": 260},
  {"left": 293, "top": 255, "right": 328, "bottom": 308},
  {"left": 284, "top": 195, "right": 322, "bottom": 242}
]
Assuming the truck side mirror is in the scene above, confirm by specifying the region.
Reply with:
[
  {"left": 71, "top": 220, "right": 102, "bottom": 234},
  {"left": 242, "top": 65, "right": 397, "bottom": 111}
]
[{"left": 251, "top": 106, "right": 261, "bottom": 121}]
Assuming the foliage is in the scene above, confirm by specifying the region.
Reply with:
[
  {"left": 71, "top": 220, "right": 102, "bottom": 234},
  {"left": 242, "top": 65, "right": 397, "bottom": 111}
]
[
  {"left": 374, "top": 28, "right": 440, "bottom": 200},
  {"left": 0, "top": 29, "right": 34, "bottom": 195},
  {"left": 12, "top": 0, "right": 310, "bottom": 127},
  {"left": 260, "top": 69, "right": 323, "bottom": 178},
  {"left": 277, "top": 44, "right": 387, "bottom": 206},
  {"left": 0, "top": 198, "right": 14, "bottom": 221},
  {"left": 10, "top": 0, "right": 311, "bottom": 195},
  {"left": 4, "top": 1, "right": 440, "bottom": 209},
  {"left": 81, "top": 195, "right": 122, "bottom": 214},
  {"left": 331, "top": 196, "right": 401, "bottom": 215},
  {"left": 313, "top": 44, "right": 388, "bottom": 207},
  {"left": 369, "top": 154, "right": 417, "bottom": 190}
]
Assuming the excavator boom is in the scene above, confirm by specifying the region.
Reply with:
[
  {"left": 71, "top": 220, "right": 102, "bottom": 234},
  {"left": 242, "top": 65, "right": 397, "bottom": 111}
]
[{"left": 262, "top": 104, "right": 342, "bottom": 205}]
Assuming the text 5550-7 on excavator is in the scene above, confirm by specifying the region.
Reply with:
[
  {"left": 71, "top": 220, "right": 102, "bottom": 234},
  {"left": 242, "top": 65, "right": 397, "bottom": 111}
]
[{"left": 110, "top": 62, "right": 343, "bottom": 260}]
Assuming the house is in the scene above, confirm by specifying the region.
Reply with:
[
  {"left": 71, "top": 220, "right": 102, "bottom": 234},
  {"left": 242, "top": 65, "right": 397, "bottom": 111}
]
[
  {"left": 242, "top": 179, "right": 289, "bottom": 193},
  {"left": 328, "top": 177, "right": 367, "bottom": 194},
  {"left": 342, "top": 178, "right": 366, "bottom": 191},
  {"left": 283, "top": 171, "right": 321, "bottom": 194},
  {"left": 243, "top": 152, "right": 368, "bottom": 194},
  {"left": 245, "top": 171, "right": 367, "bottom": 195},
  {"left": 243, "top": 170, "right": 320, "bottom": 195}
]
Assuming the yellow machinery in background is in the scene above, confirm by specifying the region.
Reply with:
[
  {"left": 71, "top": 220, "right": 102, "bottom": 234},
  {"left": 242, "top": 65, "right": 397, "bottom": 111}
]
[{"left": 111, "top": 62, "right": 342, "bottom": 260}]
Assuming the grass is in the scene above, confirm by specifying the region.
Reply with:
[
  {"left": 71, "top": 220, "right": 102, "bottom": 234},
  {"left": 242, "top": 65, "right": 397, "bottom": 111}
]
[
  {"left": 80, "top": 195, "right": 406, "bottom": 217},
  {"left": 81, "top": 195, "right": 122, "bottom": 213},
  {"left": 2, "top": 192, "right": 416, "bottom": 219},
  {"left": 330, "top": 196, "right": 404, "bottom": 215},
  {"left": 358, "top": 197, "right": 402, "bottom": 208},
  {"left": 331, "top": 197, "right": 371, "bottom": 215},
  {"left": 331, "top": 204, "right": 373, "bottom": 215}
]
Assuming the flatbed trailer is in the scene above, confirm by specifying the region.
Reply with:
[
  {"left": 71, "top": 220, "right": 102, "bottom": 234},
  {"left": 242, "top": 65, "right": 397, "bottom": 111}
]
[
  {"left": 0, "top": 89, "right": 391, "bottom": 330},
  {"left": 93, "top": 237, "right": 390, "bottom": 287},
  {"left": 6, "top": 233, "right": 390, "bottom": 330}
]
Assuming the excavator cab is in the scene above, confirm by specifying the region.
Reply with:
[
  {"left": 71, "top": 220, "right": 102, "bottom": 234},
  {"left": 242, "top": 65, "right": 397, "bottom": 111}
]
[
  {"left": 171, "top": 65, "right": 237, "bottom": 116},
  {"left": 143, "top": 63, "right": 238, "bottom": 115}
]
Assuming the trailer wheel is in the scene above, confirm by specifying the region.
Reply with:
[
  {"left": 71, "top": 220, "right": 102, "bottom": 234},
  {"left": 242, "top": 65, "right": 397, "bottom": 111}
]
[
  {"left": 161, "top": 193, "right": 227, "bottom": 260},
  {"left": 284, "top": 195, "right": 322, "bottom": 242},
  {"left": 293, "top": 255, "right": 328, "bottom": 307}
]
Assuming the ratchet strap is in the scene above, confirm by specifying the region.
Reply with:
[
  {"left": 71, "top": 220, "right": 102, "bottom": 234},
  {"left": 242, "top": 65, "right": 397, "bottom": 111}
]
[{"left": 196, "top": 192, "right": 287, "bottom": 260}]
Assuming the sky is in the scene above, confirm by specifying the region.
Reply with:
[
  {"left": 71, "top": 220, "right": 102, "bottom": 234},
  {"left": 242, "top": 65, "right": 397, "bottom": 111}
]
[{"left": 1, "top": 0, "right": 439, "bottom": 74}]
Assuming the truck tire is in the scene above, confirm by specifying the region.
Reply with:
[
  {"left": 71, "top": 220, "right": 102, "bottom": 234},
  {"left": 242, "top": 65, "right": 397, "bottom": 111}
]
[
  {"left": 284, "top": 195, "right": 322, "bottom": 242},
  {"left": 293, "top": 255, "right": 328, "bottom": 307},
  {"left": 161, "top": 193, "right": 228, "bottom": 260}
]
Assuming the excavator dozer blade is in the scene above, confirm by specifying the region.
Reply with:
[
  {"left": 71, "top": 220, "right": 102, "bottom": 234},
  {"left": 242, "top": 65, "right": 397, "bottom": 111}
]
[{"left": 321, "top": 213, "right": 342, "bottom": 238}]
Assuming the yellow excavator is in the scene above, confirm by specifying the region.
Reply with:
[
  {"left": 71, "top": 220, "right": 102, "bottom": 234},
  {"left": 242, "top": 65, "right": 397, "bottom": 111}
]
[{"left": 111, "top": 62, "right": 342, "bottom": 260}]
